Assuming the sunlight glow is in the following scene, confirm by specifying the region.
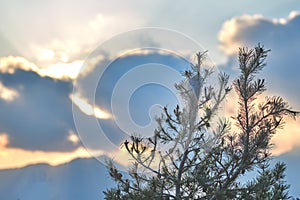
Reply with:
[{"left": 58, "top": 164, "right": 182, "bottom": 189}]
[
  {"left": 40, "top": 48, "right": 55, "bottom": 61},
  {"left": 39, "top": 60, "right": 83, "bottom": 80}
]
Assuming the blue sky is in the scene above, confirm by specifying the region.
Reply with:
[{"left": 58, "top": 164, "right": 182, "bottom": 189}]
[{"left": 0, "top": 0, "right": 300, "bottom": 198}]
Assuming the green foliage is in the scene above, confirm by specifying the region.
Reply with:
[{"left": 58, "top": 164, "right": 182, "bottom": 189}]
[{"left": 104, "top": 45, "right": 298, "bottom": 199}]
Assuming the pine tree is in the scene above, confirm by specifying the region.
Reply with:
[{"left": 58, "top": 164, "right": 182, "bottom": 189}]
[{"left": 104, "top": 44, "right": 298, "bottom": 199}]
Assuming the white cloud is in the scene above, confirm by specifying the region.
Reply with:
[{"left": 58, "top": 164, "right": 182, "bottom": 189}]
[
  {"left": 0, "top": 56, "right": 83, "bottom": 80},
  {"left": 38, "top": 60, "right": 84, "bottom": 80},
  {"left": 0, "top": 81, "right": 18, "bottom": 102},
  {"left": 70, "top": 94, "right": 112, "bottom": 120},
  {"left": 30, "top": 40, "right": 85, "bottom": 67},
  {"left": 0, "top": 8, "right": 144, "bottom": 81},
  {"left": 67, "top": 130, "right": 80, "bottom": 145},
  {"left": 23, "top": 12, "right": 143, "bottom": 72},
  {"left": 219, "top": 11, "right": 300, "bottom": 55},
  {"left": 0, "top": 56, "right": 38, "bottom": 74}
]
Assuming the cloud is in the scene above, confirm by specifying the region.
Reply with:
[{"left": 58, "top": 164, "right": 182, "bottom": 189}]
[
  {"left": 0, "top": 5, "right": 144, "bottom": 70},
  {"left": 219, "top": 11, "right": 300, "bottom": 155},
  {"left": 0, "top": 56, "right": 38, "bottom": 74},
  {"left": 1, "top": 51, "right": 181, "bottom": 155},
  {"left": 67, "top": 130, "right": 80, "bottom": 145},
  {"left": 38, "top": 60, "right": 84, "bottom": 80},
  {"left": 0, "top": 56, "right": 84, "bottom": 80},
  {"left": 70, "top": 94, "right": 112, "bottom": 119},
  {"left": 0, "top": 81, "right": 19, "bottom": 102},
  {"left": 0, "top": 133, "right": 102, "bottom": 170},
  {"left": 219, "top": 11, "right": 300, "bottom": 55},
  {"left": 272, "top": 119, "right": 300, "bottom": 155},
  {"left": 0, "top": 64, "right": 77, "bottom": 151},
  {"left": 224, "top": 92, "right": 299, "bottom": 156},
  {"left": 0, "top": 54, "right": 118, "bottom": 155}
]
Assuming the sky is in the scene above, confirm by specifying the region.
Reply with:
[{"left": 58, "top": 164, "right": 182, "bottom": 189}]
[{"left": 0, "top": 0, "right": 300, "bottom": 197}]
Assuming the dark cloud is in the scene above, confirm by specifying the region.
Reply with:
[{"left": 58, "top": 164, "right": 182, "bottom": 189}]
[
  {"left": 74, "top": 52, "right": 191, "bottom": 150},
  {"left": 0, "top": 68, "right": 78, "bottom": 151},
  {"left": 0, "top": 51, "right": 191, "bottom": 153}
]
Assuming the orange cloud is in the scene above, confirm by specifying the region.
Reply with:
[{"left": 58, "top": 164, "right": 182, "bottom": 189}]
[
  {"left": 0, "top": 133, "right": 102, "bottom": 170},
  {"left": 224, "top": 92, "right": 300, "bottom": 156},
  {"left": 272, "top": 118, "right": 300, "bottom": 156}
]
